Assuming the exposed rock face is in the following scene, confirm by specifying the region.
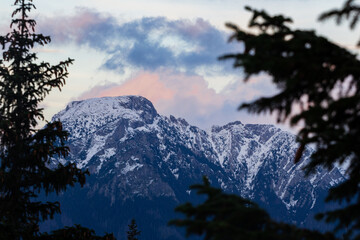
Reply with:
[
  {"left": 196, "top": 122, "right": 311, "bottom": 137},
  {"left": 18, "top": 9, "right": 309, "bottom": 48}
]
[{"left": 45, "top": 96, "right": 344, "bottom": 240}]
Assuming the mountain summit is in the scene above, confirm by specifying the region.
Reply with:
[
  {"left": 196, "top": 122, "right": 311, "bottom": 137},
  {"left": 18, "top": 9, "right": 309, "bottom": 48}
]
[{"left": 47, "top": 96, "right": 344, "bottom": 240}]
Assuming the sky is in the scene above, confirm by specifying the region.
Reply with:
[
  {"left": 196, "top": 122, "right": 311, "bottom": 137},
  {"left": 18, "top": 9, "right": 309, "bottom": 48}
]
[{"left": 0, "top": 0, "right": 358, "bottom": 131}]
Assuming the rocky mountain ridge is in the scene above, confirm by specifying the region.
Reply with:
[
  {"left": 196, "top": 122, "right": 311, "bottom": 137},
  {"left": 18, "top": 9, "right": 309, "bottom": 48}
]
[{"left": 47, "top": 95, "right": 344, "bottom": 240}]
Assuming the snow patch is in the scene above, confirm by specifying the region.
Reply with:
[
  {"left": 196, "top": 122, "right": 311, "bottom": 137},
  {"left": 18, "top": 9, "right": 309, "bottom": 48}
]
[
  {"left": 171, "top": 168, "right": 179, "bottom": 180},
  {"left": 96, "top": 148, "right": 116, "bottom": 173},
  {"left": 77, "top": 131, "right": 114, "bottom": 169},
  {"left": 284, "top": 195, "right": 299, "bottom": 210},
  {"left": 121, "top": 162, "right": 144, "bottom": 174}
]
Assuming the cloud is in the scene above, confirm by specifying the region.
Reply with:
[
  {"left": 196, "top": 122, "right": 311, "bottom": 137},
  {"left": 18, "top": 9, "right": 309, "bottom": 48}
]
[
  {"left": 77, "top": 70, "right": 278, "bottom": 129},
  {"left": 79, "top": 72, "right": 175, "bottom": 103},
  {"left": 38, "top": 8, "right": 239, "bottom": 75},
  {"left": 37, "top": 8, "right": 282, "bottom": 129},
  {"left": 39, "top": 8, "right": 116, "bottom": 47}
]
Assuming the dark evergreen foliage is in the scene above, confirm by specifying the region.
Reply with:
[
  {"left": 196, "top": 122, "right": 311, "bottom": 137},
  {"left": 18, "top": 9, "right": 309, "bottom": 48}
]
[
  {"left": 38, "top": 225, "right": 116, "bottom": 240},
  {"left": 170, "top": 177, "right": 336, "bottom": 240},
  {"left": 127, "top": 219, "right": 141, "bottom": 240},
  {"left": 172, "top": 1, "right": 360, "bottom": 239},
  {"left": 319, "top": 0, "right": 360, "bottom": 45},
  {"left": 0, "top": 0, "right": 111, "bottom": 239},
  {"left": 217, "top": 4, "right": 360, "bottom": 239}
]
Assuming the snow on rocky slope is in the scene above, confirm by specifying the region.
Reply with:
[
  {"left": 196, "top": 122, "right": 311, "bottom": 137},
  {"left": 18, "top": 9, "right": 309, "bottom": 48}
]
[{"left": 49, "top": 95, "right": 344, "bottom": 240}]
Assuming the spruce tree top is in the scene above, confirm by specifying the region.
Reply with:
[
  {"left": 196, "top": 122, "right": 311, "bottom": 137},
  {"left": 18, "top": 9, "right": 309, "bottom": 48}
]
[
  {"left": 127, "top": 219, "right": 141, "bottom": 240},
  {"left": 0, "top": 0, "right": 87, "bottom": 238},
  {"left": 220, "top": 5, "right": 360, "bottom": 238}
]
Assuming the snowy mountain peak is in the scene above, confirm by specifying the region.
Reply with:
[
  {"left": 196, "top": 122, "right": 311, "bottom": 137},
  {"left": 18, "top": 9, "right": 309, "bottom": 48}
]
[
  {"left": 52, "top": 96, "right": 158, "bottom": 140},
  {"left": 51, "top": 95, "right": 345, "bottom": 238},
  {"left": 54, "top": 95, "right": 157, "bottom": 120}
]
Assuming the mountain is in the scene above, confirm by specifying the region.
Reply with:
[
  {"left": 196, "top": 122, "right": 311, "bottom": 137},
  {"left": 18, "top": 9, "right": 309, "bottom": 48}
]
[{"left": 43, "top": 96, "right": 344, "bottom": 240}]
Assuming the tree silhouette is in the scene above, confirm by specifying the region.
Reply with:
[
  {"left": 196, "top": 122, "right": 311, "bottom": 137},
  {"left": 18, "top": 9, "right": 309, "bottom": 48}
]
[
  {"left": 0, "top": 0, "right": 113, "bottom": 239},
  {"left": 127, "top": 219, "right": 141, "bottom": 240},
  {"left": 170, "top": 177, "right": 336, "bottom": 240},
  {"left": 38, "top": 225, "right": 116, "bottom": 240},
  {"left": 319, "top": 0, "right": 360, "bottom": 46},
  {"left": 217, "top": 4, "right": 360, "bottom": 239},
  {"left": 172, "top": 1, "right": 360, "bottom": 239}
]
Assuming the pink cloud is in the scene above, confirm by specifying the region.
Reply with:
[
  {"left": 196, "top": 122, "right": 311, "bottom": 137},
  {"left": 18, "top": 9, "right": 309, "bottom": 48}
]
[
  {"left": 38, "top": 8, "right": 112, "bottom": 44},
  {"left": 76, "top": 70, "right": 278, "bottom": 129},
  {"left": 79, "top": 72, "right": 175, "bottom": 103},
  {"left": 175, "top": 18, "right": 213, "bottom": 38}
]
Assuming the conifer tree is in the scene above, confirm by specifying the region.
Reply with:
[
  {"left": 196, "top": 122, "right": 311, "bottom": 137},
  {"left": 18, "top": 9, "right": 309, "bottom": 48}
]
[
  {"left": 173, "top": 1, "right": 360, "bottom": 239},
  {"left": 217, "top": 3, "right": 360, "bottom": 239},
  {"left": 127, "top": 219, "right": 141, "bottom": 240},
  {"left": 38, "top": 225, "right": 116, "bottom": 240},
  {"left": 170, "top": 177, "right": 336, "bottom": 240},
  {"left": 0, "top": 0, "right": 89, "bottom": 239}
]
